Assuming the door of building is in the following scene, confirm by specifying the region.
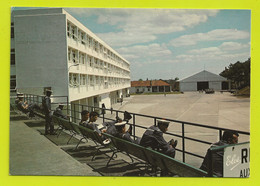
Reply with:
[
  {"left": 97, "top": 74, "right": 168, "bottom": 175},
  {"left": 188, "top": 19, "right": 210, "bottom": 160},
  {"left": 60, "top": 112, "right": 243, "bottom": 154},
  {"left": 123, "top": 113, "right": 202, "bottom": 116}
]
[{"left": 197, "top": 81, "right": 209, "bottom": 91}]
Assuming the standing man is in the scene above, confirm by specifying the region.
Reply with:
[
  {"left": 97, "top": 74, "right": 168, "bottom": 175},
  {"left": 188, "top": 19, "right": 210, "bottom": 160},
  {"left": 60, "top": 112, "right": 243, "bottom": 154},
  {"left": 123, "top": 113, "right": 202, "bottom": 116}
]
[{"left": 42, "top": 89, "right": 54, "bottom": 135}]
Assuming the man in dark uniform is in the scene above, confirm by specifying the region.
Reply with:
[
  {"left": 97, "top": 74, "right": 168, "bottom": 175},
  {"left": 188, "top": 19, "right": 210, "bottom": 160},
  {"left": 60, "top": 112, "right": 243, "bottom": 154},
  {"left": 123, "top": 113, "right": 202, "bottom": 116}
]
[
  {"left": 86, "top": 111, "right": 110, "bottom": 143},
  {"left": 42, "top": 89, "right": 54, "bottom": 135},
  {"left": 102, "top": 116, "right": 122, "bottom": 136},
  {"left": 15, "top": 92, "right": 24, "bottom": 104},
  {"left": 53, "top": 103, "right": 68, "bottom": 119},
  {"left": 140, "top": 119, "right": 178, "bottom": 158},
  {"left": 102, "top": 111, "right": 133, "bottom": 136},
  {"left": 86, "top": 111, "right": 103, "bottom": 134},
  {"left": 16, "top": 95, "right": 39, "bottom": 117},
  {"left": 114, "top": 121, "right": 140, "bottom": 144},
  {"left": 79, "top": 110, "right": 90, "bottom": 127},
  {"left": 200, "top": 130, "right": 239, "bottom": 177}
]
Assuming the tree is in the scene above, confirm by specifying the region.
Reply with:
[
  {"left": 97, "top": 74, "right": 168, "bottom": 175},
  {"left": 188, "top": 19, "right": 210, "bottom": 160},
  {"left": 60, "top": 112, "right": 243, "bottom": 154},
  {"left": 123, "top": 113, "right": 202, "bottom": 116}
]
[{"left": 220, "top": 58, "right": 250, "bottom": 89}]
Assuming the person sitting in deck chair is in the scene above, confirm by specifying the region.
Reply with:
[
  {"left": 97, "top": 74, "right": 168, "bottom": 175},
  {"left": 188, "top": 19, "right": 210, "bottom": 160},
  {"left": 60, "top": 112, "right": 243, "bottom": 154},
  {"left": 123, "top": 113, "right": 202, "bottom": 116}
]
[
  {"left": 15, "top": 92, "right": 24, "bottom": 104},
  {"left": 16, "top": 95, "right": 40, "bottom": 117},
  {"left": 79, "top": 110, "right": 90, "bottom": 127},
  {"left": 114, "top": 121, "right": 140, "bottom": 144},
  {"left": 140, "top": 119, "right": 178, "bottom": 158},
  {"left": 199, "top": 130, "right": 239, "bottom": 177},
  {"left": 140, "top": 119, "right": 178, "bottom": 177},
  {"left": 53, "top": 103, "right": 69, "bottom": 119},
  {"left": 86, "top": 111, "right": 110, "bottom": 144},
  {"left": 102, "top": 111, "right": 133, "bottom": 136},
  {"left": 86, "top": 111, "right": 106, "bottom": 135}
]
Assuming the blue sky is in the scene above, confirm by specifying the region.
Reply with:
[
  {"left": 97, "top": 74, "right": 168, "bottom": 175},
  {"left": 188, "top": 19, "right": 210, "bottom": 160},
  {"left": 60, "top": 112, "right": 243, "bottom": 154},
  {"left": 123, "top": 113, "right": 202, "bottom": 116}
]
[{"left": 13, "top": 8, "right": 251, "bottom": 80}]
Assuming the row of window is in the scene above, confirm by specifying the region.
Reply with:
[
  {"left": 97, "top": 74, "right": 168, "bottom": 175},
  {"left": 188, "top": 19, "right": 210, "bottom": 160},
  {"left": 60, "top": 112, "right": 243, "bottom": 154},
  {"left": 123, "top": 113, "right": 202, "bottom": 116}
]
[
  {"left": 69, "top": 73, "right": 130, "bottom": 88},
  {"left": 67, "top": 21, "right": 130, "bottom": 70},
  {"left": 10, "top": 49, "right": 15, "bottom": 65},
  {"left": 68, "top": 47, "right": 130, "bottom": 78},
  {"left": 11, "top": 22, "right": 14, "bottom": 38}
]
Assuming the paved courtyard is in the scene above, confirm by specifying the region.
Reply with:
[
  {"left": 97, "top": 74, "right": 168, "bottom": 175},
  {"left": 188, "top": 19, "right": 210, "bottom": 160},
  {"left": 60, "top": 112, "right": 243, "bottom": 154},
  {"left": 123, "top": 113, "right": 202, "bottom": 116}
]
[{"left": 107, "top": 92, "right": 250, "bottom": 167}]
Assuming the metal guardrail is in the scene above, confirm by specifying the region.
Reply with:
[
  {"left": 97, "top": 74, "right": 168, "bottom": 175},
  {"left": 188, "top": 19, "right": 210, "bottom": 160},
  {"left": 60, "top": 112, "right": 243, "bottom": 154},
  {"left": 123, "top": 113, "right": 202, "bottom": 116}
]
[
  {"left": 15, "top": 94, "right": 250, "bottom": 164},
  {"left": 68, "top": 102, "right": 250, "bottom": 163}
]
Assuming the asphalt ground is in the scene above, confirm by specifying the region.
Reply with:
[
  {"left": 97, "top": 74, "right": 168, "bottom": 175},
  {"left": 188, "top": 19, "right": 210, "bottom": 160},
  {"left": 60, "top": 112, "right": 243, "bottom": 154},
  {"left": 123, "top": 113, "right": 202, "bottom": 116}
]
[{"left": 105, "top": 91, "right": 250, "bottom": 167}]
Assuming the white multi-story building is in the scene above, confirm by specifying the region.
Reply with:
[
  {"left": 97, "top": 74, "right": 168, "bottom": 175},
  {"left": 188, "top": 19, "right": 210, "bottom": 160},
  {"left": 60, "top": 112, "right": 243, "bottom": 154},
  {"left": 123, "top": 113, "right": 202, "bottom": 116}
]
[{"left": 11, "top": 8, "right": 131, "bottom": 111}]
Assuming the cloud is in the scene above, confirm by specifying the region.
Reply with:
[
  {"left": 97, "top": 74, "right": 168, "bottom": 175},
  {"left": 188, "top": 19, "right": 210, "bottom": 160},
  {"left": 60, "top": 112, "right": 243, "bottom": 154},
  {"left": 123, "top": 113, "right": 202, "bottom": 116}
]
[
  {"left": 96, "top": 32, "right": 156, "bottom": 47},
  {"left": 219, "top": 42, "right": 250, "bottom": 51},
  {"left": 188, "top": 47, "right": 222, "bottom": 55},
  {"left": 118, "top": 40, "right": 250, "bottom": 68},
  {"left": 65, "top": 8, "right": 219, "bottom": 47},
  {"left": 117, "top": 43, "right": 172, "bottom": 62},
  {"left": 169, "top": 29, "right": 250, "bottom": 47},
  {"left": 175, "top": 42, "right": 250, "bottom": 64}
]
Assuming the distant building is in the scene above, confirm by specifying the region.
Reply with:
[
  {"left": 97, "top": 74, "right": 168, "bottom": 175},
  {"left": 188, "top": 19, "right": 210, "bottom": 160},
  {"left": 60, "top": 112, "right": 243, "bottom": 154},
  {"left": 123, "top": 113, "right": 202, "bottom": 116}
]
[
  {"left": 164, "top": 79, "right": 179, "bottom": 91},
  {"left": 178, "top": 70, "right": 229, "bottom": 92},
  {"left": 11, "top": 8, "right": 131, "bottom": 116},
  {"left": 130, "top": 80, "right": 171, "bottom": 94}
]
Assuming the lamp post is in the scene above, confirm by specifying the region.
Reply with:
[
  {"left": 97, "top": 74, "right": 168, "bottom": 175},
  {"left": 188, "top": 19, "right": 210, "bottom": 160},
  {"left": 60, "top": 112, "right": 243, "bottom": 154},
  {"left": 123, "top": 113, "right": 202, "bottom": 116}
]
[
  {"left": 67, "top": 63, "right": 79, "bottom": 121},
  {"left": 68, "top": 63, "right": 79, "bottom": 71}
]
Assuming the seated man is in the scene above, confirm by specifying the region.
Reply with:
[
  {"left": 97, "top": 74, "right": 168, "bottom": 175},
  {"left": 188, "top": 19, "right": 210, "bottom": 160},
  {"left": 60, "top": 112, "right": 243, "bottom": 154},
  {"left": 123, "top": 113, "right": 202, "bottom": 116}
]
[
  {"left": 139, "top": 119, "right": 178, "bottom": 158},
  {"left": 102, "top": 111, "right": 133, "bottom": 136},
  {"left": 86, "top": 111, "right": 104, "bottom": 135},
  {"left": 200, "top": 130, "right": 239, "bottom": 177},
  {"left": 15, "top": 92, "right": 24, "bottom": 104},
  {"left": 102, "top": 116, "right": 123, "bottom": 136},
  {"left": 79, "top": 110, "right": 90, "bottom": 127},
  {"left": 114, "top": 121, "right": 140, "bottom": 144},
  {"left": 53, "top": 103, "right": 69, "bottom": 119},
  {"left": 16, "top": 95, "right": 39, "bottom": 117}
]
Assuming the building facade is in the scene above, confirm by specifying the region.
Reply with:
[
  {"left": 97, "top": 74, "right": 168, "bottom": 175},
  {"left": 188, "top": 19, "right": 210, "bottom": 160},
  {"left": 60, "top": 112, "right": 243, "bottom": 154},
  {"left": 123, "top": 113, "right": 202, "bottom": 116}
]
[
  {"left": 11, "top": 8, "right": 131, "bottom": 113},
  {"left": 178, "top": 70, "right": 229, "bottom": 92},
  {"left": 130, "top": 80, "right": 171, "bottom": 94}
]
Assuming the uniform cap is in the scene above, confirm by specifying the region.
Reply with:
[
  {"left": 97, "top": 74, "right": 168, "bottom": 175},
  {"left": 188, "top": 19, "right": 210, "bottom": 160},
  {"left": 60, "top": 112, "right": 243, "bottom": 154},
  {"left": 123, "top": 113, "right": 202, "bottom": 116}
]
[
  {"left": 114, "top": 121, "right": 127, "bottom": 127},
  {"left": 46, "top": 89, "right": 53, "bottom": 92},
  {"left": 157, "top": 119, "right": 170, "bottom": 127},
  {"left": 16, "top": 92, "right": 24, "bottom": 96}
]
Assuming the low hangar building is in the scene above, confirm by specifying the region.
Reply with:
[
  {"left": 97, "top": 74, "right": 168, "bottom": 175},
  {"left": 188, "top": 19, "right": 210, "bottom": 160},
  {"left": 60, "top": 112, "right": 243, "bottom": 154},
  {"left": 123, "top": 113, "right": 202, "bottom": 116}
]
[{"left": 178, "top": 70, "right": 230, "bottom": 92}]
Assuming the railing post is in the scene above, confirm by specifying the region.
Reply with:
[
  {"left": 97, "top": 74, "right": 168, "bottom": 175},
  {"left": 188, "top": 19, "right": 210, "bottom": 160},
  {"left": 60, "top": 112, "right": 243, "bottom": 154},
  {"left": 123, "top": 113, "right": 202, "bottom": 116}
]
[
  {"left": 66, "top": 96, "right": 69, "bottom": 115},
  {"left": 182, "top": 123, "right": 185, "bottom": 163},
  {"left": 133, "top": 114, "right": 136, "bottom": 140},
  {"left": 74, "top": 103, "right": 76, "bottom": 123},
  {"left": 154, "top": 118, "right": 157, "bottom": 126},
  {"left": 208, "top": 149, "right": 214, "bottom": 177},
  {"left": 219, "top": 129, "right": 222, "bottom": 141}
]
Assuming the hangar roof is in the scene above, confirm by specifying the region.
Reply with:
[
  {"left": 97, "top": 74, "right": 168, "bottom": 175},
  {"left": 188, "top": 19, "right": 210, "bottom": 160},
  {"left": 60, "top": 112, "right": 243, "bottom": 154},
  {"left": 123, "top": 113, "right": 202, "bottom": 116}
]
[{"left": 179, "top": 70, "right": 227, "bottom": 82}]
